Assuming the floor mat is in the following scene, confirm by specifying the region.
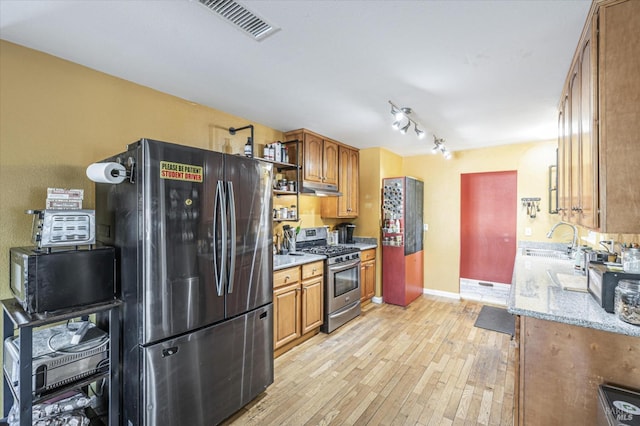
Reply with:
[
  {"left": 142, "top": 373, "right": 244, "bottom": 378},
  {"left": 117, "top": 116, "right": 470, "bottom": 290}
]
[{"left": 474, "top": 305, "right": 515, "bottom": 337}]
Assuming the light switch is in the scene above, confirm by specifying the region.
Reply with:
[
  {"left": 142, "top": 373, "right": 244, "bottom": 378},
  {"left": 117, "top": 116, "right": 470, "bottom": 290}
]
[
  {"left": 525, "top": 227, "right": 532, "bottom": 236},
  {"left": 423, "top": 223, "right": 429, "bottom": 231}
]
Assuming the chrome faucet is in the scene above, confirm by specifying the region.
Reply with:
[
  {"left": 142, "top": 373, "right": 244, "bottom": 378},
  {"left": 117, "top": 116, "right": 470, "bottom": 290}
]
[{"left": 546, "top": 221, "right": 578, "bottom": 254}]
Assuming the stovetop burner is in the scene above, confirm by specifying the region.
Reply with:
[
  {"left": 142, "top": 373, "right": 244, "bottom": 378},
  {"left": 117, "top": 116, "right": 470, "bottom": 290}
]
[
  {"left": 294, "top": 226, "right": 360, "bottom": 258},
  {"left": 298, "top": 245, "right": 360, "bottom": 257}
]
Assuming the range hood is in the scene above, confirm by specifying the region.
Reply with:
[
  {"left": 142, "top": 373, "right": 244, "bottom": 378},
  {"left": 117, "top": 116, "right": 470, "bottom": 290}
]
[{"left": 300, "top": 181, "right": 342, "bottom": 197}]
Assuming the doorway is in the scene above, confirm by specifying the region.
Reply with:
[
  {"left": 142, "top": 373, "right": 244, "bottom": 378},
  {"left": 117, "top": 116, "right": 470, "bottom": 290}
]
[{"left": 460, "top": 171, "right": 517, "bottom": 303}]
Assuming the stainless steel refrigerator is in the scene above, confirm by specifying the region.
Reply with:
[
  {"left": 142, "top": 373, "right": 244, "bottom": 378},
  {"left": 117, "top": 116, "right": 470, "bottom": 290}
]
[{"left": 94, "top": 139, "right": 273, "bottom": 425}]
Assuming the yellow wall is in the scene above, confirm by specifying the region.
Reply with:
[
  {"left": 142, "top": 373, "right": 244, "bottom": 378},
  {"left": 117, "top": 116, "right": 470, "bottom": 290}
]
[
  {"left": 0, "top": 41, "right": 296, "bottom": 412},
  {"left": 352, "top": 142, "right": 564, "bottom": 296},
  {"left": 352, "top": 148, "right": 403, "bottom": 297},
  {"left": 403, "top": 141, "right": 563, "bottom": 294},
  {"left": 0, "top": 40, "right": 286, "bottom": 297}
]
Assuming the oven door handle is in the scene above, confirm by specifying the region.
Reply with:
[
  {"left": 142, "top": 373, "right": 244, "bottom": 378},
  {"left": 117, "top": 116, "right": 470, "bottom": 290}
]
[
  {"left": 327, "top": 300, "right": 360, "bottom": 319},
  {"left": 328, "top": 259, "right": 361, "bottom": 273}
]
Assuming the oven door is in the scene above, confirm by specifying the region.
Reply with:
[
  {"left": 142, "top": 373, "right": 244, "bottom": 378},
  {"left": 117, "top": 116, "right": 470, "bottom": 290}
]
[{"left": 326, "top": 258, "right": 361, "bottom": 314}]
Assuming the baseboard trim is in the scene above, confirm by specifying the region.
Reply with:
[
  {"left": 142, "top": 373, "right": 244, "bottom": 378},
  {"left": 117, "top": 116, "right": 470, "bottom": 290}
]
[
  {"left": 371, "top": 296, "right": 383, "bottom": 304},
  {"left": 423, "top": 288, "right": 461, "bottom": 300}
]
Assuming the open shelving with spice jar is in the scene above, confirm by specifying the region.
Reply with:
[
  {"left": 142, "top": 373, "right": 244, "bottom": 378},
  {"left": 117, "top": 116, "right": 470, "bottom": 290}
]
[{"left": 259, "top": 140, "right": 301, "bottom": 223}]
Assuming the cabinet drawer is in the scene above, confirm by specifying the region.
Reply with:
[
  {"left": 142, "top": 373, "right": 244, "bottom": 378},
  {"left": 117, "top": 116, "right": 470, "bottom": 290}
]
[
  {"left": 301, "top": 261, "right": 324, "bottom": 280},
  {"left": 274, "top": 267, "right": 301, "bottom": 289},
  {"left": 361, "top": 249, "right": 376, "bottom": 262}
]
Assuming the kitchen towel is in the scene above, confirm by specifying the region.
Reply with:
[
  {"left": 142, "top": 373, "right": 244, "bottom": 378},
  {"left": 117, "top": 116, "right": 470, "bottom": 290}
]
[{"left": 474, "top": 305, "right": 515, "bottom": 337}]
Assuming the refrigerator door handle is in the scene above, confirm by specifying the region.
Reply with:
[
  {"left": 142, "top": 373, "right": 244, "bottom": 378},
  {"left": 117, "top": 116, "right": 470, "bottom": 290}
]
[
  {"left": 227, "top": 181, "right": 237, "bottom": 294},
  {"left": 213, "top": 180, "right": 226, "bottom": 297}
]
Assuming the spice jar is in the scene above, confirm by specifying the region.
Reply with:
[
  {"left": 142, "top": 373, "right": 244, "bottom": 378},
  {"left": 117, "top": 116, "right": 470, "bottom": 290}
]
[
  {"left": 289, "top": 205, "right": 296, "bottom": 219},
  {"left": 622, "top": 248, "right": 640, "bottom": 273},
  {"left": 615, "top": 280, "right": 640, "bottom": 325}
]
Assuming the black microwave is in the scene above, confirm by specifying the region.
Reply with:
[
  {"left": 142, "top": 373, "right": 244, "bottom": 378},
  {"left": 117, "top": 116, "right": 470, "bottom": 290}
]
[
  {"left": 587, "top": 262, "right": 640, "bottom": 313},
  {"left": 10, "top": 246, "right": 116, "bottom": 314}
]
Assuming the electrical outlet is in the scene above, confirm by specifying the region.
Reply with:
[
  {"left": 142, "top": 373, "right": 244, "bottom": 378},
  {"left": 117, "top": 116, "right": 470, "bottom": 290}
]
[{"left": 525, "top": 227, "right": 532, "bottom": 236}]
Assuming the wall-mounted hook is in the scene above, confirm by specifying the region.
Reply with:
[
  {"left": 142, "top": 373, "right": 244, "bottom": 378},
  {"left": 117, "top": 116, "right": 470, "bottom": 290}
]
[{"left": 521, "top": 197, "right": 541, "bottom": 219}]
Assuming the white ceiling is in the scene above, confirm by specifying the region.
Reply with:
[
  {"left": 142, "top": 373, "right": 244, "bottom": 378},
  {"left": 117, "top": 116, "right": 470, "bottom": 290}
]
[{"left": 0, "top": 0, "right": 591, "bottom": 156}]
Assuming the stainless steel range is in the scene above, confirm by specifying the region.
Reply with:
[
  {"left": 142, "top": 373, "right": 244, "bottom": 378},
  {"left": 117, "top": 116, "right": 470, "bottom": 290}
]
[{"left": 296, "top": 227, "right": 361, "bottom": 333}]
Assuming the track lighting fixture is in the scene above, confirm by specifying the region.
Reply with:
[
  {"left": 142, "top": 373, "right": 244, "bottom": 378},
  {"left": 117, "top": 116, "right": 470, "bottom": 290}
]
[
  {"left": 389, "top": 100, "right": 449, "bottom": 155},
  {"left": 388, "top": 100, "right": 429, "bottom": 140},
  {"left": 431, "top": 135, "right": 451, "bottom": 159}
]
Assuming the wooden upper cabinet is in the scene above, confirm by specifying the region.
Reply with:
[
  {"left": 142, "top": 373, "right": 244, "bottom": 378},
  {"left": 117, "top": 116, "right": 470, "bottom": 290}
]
[
  {"left": 597, "top": 0, "right": 640, "bottom": 232},
  {"left": 303, "top": 132, "right": 324, "bottom": 183},
  {"left": 348, "top": 148, "right": 359, "bottom": 216},
  {"left": 285, "top": 129, "right": 340, "bottom": 188},
  {"left": 558, "top": 95, "right": 571, "bottom": 221},
  {"left": 557, "top": 0, "right": 640, "bottom": 233},
  {"left": 322, "top": 140, "right": 339, "bottom": 187},
  {"left": 569, "top": 67, "right": 581, "bottom": 223},
  {"left": 285, "top": 128, "right": 360, "bottom": 219},
  {"left": 579, "top": 31, "right": 597, "bottom": 229},
  {"left": 322, "top": 145, "right": 359, "bottom": 218}
]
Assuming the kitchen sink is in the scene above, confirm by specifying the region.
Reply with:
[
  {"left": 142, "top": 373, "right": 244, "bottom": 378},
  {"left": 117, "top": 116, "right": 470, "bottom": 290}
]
[{"left": 521, "top": 247, "right": 572, "bottom": 260}]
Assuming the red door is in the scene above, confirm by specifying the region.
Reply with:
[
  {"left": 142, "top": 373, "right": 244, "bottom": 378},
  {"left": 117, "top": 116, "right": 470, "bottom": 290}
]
[{"left": 460, "top": 171, "right": 517, "bottom": 284}]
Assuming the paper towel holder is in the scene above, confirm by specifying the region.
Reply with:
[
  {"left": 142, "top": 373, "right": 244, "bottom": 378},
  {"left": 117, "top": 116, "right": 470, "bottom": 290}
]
[
  {"left": 122, "top": 157, "right": 135, "bottom": 184},
  {"left": 87, "top": 158, "right": 136, "bottom": 184}
]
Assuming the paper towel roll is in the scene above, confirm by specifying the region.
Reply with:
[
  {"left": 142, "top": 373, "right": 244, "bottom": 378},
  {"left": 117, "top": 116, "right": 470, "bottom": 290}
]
[{"left": 86, "top": 162, "right": 126, "bottom": 184}]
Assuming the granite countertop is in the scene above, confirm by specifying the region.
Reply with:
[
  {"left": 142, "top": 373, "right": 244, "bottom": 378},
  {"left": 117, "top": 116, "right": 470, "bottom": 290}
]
[
  {"left": 508, "top": 252, "right": 640, "bottom": 337},
  {"left": 343, "top": 236, "right": 378, "bottom": 251},
  {"left": 274, "top": 253, "right": 326, "bottom": 271}
]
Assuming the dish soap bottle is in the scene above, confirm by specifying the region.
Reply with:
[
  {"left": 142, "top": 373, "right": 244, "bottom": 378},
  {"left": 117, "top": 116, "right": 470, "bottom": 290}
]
[{"left": 244, "top": 137, "right": 252, "bottom": 157}]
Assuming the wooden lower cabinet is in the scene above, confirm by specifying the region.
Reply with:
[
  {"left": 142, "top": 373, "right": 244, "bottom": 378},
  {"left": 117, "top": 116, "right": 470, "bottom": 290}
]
[
  {"left": 274, "top": 282, "right": 300, "bottom": 349},
  {"left": 301, "top": 275, "right": 323, "bottom": 334},
  {"left": 515, "top": 315, "right": 640, "bottom": 425},
  {"left": 274, "top": 261, "right": 324, "bottom": 357},
  {"left": 360, "top": 249, "right": 376, "bottom": 303}
]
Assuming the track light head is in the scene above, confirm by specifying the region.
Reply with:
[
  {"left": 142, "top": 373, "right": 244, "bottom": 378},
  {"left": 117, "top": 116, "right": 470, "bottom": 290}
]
[{"left": 388, "top": 100, "right": 446, "bottom": 149}]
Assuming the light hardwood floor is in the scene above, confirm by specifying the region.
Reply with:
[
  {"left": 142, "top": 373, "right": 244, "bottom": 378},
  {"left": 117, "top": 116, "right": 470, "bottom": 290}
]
[{"left": 224, "top": 296, "right": 515, "bottom": 426}]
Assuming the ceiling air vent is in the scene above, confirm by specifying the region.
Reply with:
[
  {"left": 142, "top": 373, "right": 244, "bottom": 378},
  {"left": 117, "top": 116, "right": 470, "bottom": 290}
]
[{"left": 198, "top": 0, "right": 280, "bottom": 41}]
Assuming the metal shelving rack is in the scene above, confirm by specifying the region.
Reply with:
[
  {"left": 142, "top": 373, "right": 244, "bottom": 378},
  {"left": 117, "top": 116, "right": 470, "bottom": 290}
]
[
  {"left": 2, "top": 298, "right": 121, "bottom": 426},
  {"left": 263, "top": 139, "right": 301, "bottom": 223}
]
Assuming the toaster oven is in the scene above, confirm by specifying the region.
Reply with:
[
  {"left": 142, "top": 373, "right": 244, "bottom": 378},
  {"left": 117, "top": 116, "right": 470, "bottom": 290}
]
[
  {"left": 3, "top": 322, "right": 109, "bottom": 395},
  {"left": 587, "top": 262, "right": 640, "bottom": 313}
]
